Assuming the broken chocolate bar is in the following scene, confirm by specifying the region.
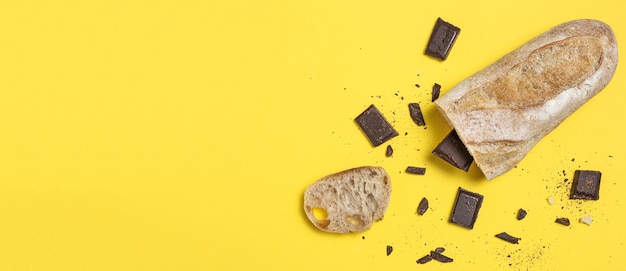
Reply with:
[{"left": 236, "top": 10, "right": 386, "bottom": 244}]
[
  {"left": 406, "top": 166, "right": 426, "bottom": 175},
  {"left": 430, "top": 251, "right": 453, "bottom": 263},
  {"left": 432, "top": 83, "right": 441, "bottom": 102},
  {"left": 416, "top": 255, "right": 432, "bottom": 264},
  {"left": 450, "top": 187, "right": 483, "bottom": 229},
  {"left": 417, "top": 197, "right": 429, "bottom": 215},
  {"left": 355, "top": 104, "right": 399, "bottom": 147},
  {"left": 432, "top": 130, "right": 474, "bottom": 171},
  {"left": 386, "top": 245, "right": 393, "bottom": 256},
  {"left": 517, "top": 209, "right": 527, "bottom": 220},
  {"left": 495, "top": 232, "right": 521, "bottom": 244},
  {"left": 425, "top": 18, "right": 460, "bottom": 60},
  {"left": 555, "top": 217, "right": 570, "bottom": 226},
  {"left": 409, "top": 103, "right": 426, "bottom": 126},
  {"left": 570, "top": 170, "right": 601, "bottom": 200},
  {"left": 386, "top": 145, "right": 393, "bottom": 157}
]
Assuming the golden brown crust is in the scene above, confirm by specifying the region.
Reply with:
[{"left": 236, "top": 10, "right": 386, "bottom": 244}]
[{"left": 435, "top": 19, "right": 618, "bottom": 180}]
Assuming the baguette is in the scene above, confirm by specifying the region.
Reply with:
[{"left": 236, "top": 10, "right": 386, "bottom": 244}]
[
  {"left": 303, "top": 166, "right": 391, "bottom": 233},
  {"left": 435, "top": 19, "right": 618, "bottom": 180}
]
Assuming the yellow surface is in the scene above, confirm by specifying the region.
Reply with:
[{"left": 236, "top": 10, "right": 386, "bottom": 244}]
[{"left": 0, "top": 0, "right": 624, "bottom": 270}]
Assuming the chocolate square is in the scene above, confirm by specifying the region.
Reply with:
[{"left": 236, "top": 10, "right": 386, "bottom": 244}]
[
  {"left": 425, "top": 18, "right": 460, "bottom": 60},
  {"left": 432, "top": 130, "right": 474, "bottom": 171},
  {"left": 355, "top": 105, "right": 399, "bottom": 147},
  {"left": 570, "top": 170, "right": 601, "bottom": 200},
  {"left": 450, "top": 187, "right": 483, "bottom": 229}
]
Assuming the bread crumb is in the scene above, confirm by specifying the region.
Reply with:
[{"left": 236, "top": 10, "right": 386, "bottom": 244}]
[
  {"left": 547, "top": 196, "right": 555, "bottom": 205},
  {"left": 580, "top": 215, "right": 593, "bottom": 226}
]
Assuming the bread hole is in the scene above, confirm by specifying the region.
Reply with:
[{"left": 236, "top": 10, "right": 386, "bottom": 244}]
[
  {"left": 346, "top": 215, "right": 364, "bottom": 227},
  {"left": 311, "top": 208, "right": 330, "bottom": 228},
  {"left": 312, "top": 207, "right": 328, "bottom": 220}
]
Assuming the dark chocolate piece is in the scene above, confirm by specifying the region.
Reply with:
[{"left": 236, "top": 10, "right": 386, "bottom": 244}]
[
  {"left": 495, "top": 232, "right": 521, "bottom": 244},
  {"left": 408, "top": 103, "right": 426, "bottom": 126},
  {"left": 432, "top": 83, "right": 441, "bottom": 102},
  {"left": 517, "top": 209, "right": 527, "bottom": 220},
  {"left": 425, "top": 18, "right": 460, "bottom": 60},
  {"left": 430, "top": 251, "right": 453, "bottom": 263},
  {"left": 555, "top": 217, "right": 570, "bottom": 226},
  {"left": 417, "top": 197, "right": 429, "bottom": 215},
  {"left": 432, "top": 130, "right": 474, "bottom": 171},
  {"left": 406, "top": 166, "right": 426, "bottom": 175},
  {"left": 434, "top": 247, "right": 445, "bottom": 253},
  {"left": 416, "top": 254, "right": 432, "bottom": 264},
  {"left": 355, "top": 104, "right": 399, "bottom": 147},
  {"left": 386, "top": 245, "right": 393, "bottom": 256},
  {"left": 386, "top": 145, "right": 393, "bottom": 157},
  {"left": 450, "top": 187, "right": 483, "bottom": 229},
  {"left": 570, "top": 170, "right": 601, "bottom": 200}
]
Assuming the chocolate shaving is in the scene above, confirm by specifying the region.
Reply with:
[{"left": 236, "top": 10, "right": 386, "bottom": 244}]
[
  {"left": 555, "top": 217, "right": 571, "bottom": 226},
  {"left": 432, "top": 83, "right": 441, "bottom": 102},
  {"left": 416, "top": 255, "right": 432, "bottom": 264},
  {"left": 406, "top": 166, "right": 426, "bottom": 175},
  {"left": 517, "top": 209, "right": 527, "bottom": 220},
  {"left": 495, "top": 232, "right": 521, "bottom": 244},
  {"left": 408, "top": 103, "right": 426, "bottom": 126},
  {"left": 386, "top": 145, "right": 393, "bottom": 157},
  {"left": 430, "top": 251, "right": 453, "bottom": 263},
  {"left": 417, "top": 197, "right": 429, "bottom": 215},
  {"left": 386, "top": 245, "right": 393, "bottom": 256}
]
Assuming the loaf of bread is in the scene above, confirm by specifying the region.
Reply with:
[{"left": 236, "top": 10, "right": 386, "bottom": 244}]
[
  {"left": 435, "top": 19, "right": 618, "bottom": 180},
  {"left": 303, "top": 166, "right": 391, "bottom": 233}
]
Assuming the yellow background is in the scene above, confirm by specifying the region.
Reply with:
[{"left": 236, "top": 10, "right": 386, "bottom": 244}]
[{"left": 0, "top": 0, "right": 624, "bottom": 270}]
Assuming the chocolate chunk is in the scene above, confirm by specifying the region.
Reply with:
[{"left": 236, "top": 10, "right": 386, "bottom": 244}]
[
  {"left": 425, "top": 18, "right": 460, "bottom": 60},
  {"left": 386, "top": 145, "right": 393, "bottom": 157},
  {"left": 432, "top": 130, "right": 474, "bottom": 171},
  {"left": 434, "top": 247, "right": 445, "bottom": 253},
  {"left": 386, "top": 245, "right": 393, "bottom": 256},
  {"left": 555, "top": 217, "right": 571, "bottom": 226},
  {"left": 450, "top": 187, "right": 484, "bottom": 229},
  {"left": 430, "top": 251, "right": 453, "bottom": 263},
  {"left": 517, "top": 209, "right": 527, "bottom": 220},
  {"left": 417, "top": 197, "right": 429, "bottom": 215},
  {"left": 432, "top": 83, "right": 441, "bottom": 102},
  {"left": 406, "top": 166, "right": 426, "bottom": 175},
  {"left": 495, "top": 232, "right": 521, "bottom": 244},
  {"left": 570, "top": 170, "right": 601, "bottom": 200},
  {"left": 355, "top": 104, "right": 399, "bottom": 147},
  {"left": 408, "top": 103, "right": 426, "bottom": 126},
  {"left": 416, "top": 254, "right": 432, "bottom": 264}
]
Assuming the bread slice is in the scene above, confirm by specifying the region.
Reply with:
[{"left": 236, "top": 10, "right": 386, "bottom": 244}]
[
  {"left": 303, "top": 166, "right": 391, "bottom": 233},
  {"left": 435, "top": 19, "right": 618, "bottom": 180}
]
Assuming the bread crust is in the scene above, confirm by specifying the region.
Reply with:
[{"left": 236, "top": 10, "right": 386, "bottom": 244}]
[
  {"left": 435, "top": 19, "right": 618, "bottom": 180},
  {"left": 303, "top": 166, "right": 391, "bottom": 233}
]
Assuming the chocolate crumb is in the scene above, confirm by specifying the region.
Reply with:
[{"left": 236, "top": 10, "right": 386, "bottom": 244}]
[
  {"left": 417, "top": 197, "right": 429, "bottom": 215},
  {"left": 415, "top": 83, "right": 421, "bottom": 88},
  {"left": 555, "top": 217, "right": 570, "bottom": 226},
  {"left": 386, "top": 145, "right": 393, "bottom": 157},
  {"left": 386, "top": 245, "right": 393, "bottom": 256}
]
